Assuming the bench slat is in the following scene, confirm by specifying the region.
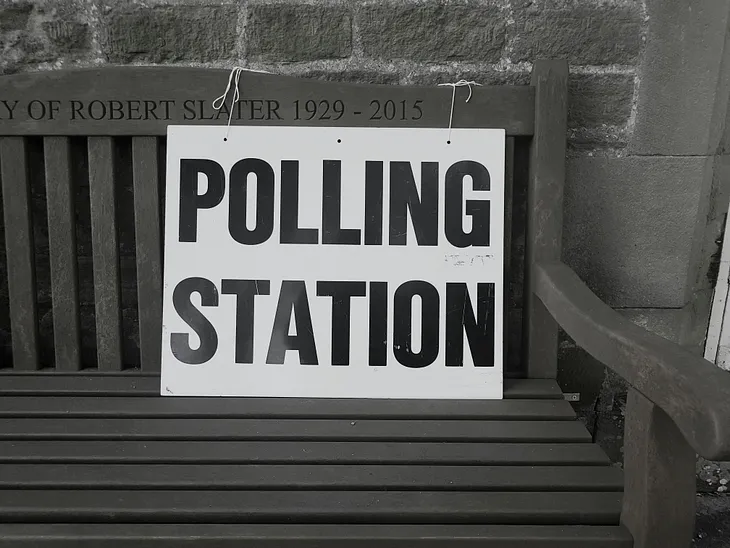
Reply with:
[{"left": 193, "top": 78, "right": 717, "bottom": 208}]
[
  {"left": 0, "top": 396, "right": 574, "bottom": 419},
  {"left": 0, "top": 137, "right": 38, "bottom": 370},
  {"left": 0, "top": 524, "right": 635, "bottom": 548},
  {"left": 132, "top": 136, "right": 162, "bottom": 372},
  {"left": 88, "top": 136, "right": 122, "bottom": 370},
  {"left": 0, "top": 441, "right": 610, "bottom": 465},
  {"left": 0, "top": 418, "right": 591, "bottom": 441},
  {"left": 0, "top": 464, "right": 623, "bottom": 491},
  {"left": 0, "top": 489, "right": 622, "bottom": 525},
  {"left": 0, "top": 376, "right": 565, "bottom": 399},
  {"left": 44, "top": 136, "right": 81, "bottom": 370}
]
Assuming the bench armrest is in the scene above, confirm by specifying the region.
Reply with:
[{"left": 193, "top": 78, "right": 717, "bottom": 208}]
[{"left": 535, "top": 260, "right": 730, "bottom": 460}]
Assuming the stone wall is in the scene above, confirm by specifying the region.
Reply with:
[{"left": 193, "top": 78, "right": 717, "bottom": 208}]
[{"left": 0, "top": 0, "right": 729, "bottom": 460}]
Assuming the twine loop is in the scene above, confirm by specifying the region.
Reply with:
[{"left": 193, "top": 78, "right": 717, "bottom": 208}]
[{"left": 437, "top": 80, "right": 482, "bottom": 142}]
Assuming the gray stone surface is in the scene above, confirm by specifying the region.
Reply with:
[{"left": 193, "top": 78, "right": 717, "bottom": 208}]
[
  {"left": 722, "top": 97, "right": 730, "bottom": 155},
  {"left": 359, "top": 3, "right": 506, "bottom": 62},
  {"left": 563, "top": 155, "right": 709, "bottom": 308},
  {"left": 677, "top": 154, "right": 730, "bottom": 351},
  {"left": 568, "top": 72, "right": 634, "bottom": 129},
  {"left": 42, "top": 20, "right": 88, "bottom": 52},
  {"left": 510, "top": 2, "right": 643, "bottom": 65},
  {"left": 0, "top": 0, "right": 92, "bottom": 73},
  {"left": 0, "top": 2, "right": 32, "bottom": 33},
  {"left": 247, "top": 4, "right": 352, "bottom": 62},
  {"left": 101, "top": 4, "right": 237, "bottom": 63},
  {"left": 630, "top": 0, "right": 730, "bottom": 156}
]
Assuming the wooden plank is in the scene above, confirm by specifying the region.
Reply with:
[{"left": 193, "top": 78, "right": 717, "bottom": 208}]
[
  {"left": 0, "top": 376, "right": 564, "bottom": 399},
  {"left": 505, "top": 378, "right": 562, "bottom": 399},
  {"left": 0, "top": 68, "right": 535, "bottom": 136},
  {"left": 621, "top": 389, "right": 695, "bottom": 548},
  {"left": 0, "top": 137, "right": 39, "bottom": 370},
  {"left": 0, "top": 418, "right": 592, "bottom": 442},
  {"left": 504, "top": 136, "right": 515, "bottom": 372},
  {"left": 0, "top": 464, "right": 623, "bottom": 491},
  {"left": 0, "top": 490, "right": 622, "bottom": 524},
  {"left": 132, "top": 137, "right": 162, "bottom": 372},
  {"left": 0, "top": 441, "right": 610, "bottom": 465},
  {"left": 0, "top": 397, "right": 575, "bottom": 420},
  {"left": 43, "top": 137, "right": 81, "bottom": 370},
  {"left": 504, "top": 136, "right": 515, "bottom": 292},
  {"left": 88, "top": 137, "right": 122, "bottom": 370},
  {"left": 524, "top": 60, "right": 568, "bottom": 379},
  {"left": 0, "top": 524, "right": 636, "bottom": 548}
]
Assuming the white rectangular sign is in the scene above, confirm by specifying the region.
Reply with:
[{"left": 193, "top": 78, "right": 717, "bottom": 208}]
[{"left": 161, "top": 126, "right": 505, "bottom": 398}]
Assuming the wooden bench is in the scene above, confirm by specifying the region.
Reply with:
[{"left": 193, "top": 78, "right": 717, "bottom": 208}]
[{"left": 0, "top": 59, "right": 728, "bottom": 547}]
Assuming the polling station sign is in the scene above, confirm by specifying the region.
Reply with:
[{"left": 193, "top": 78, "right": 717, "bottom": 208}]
[{"left": 160, "top": 126, "right": 505, "bottom": 398}]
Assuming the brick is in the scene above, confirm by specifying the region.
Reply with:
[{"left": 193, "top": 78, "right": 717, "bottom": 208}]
[
  {"left": 298, "top": 69, "right": 399, "bottom": 85},
  {"left": 102, "top": 5, "right": 237, "bottom": 63},
  {"left": 511, "top": 4, "right": 643, "bottom": 65},
  {"left": 42, "top": 20, "right": 89, "bottom": 53},
  {"left": 568, "top": 72, "right": 634, "bottom": 128},
  {"left": 247, "top": 4, "right": 351, "bottom": 62},
  {"left": 0, "top": 2, "right": 32, "bottom": 33},
  {"left": 409, "top": 68, "right": 529, "bottom": 87},
  {"left": 563, "top": 155, "right": 709, "bottom": 308},
  {"left": 360, "top": 3, "right": 505, "bottom": 62}
]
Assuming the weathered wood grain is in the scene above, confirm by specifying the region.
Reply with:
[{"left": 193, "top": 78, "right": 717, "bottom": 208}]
[
  {"left": 44, "top": 137, "right": 81, "bottom": 370},
  {"left": 621, "top": 389, "right": 695, "bottom": 548},
  {"left": 88, "top": 137, "right": 122, "bottom": 370},
  {"left": 0, "top": 137, "right": 38, "bottom": 370},
  {"left": 0, "top": 524, "right": 634, "bottom": 548},
  {"left": 524, "top": 60, "right": 568, "bottom": 379},
  {"left": 0, "top": 490, "right": 622, "bottom": 525},
  {"left": 0, "top": 396, "right": 575, "bottom": 420},
  {"left": 132, "top": 137, "right": 162, "bottom": 372},
  {"left": 0, "top": 464, "right": 623, "bottom": 491},
  {"left": 0, "top": 418, "right": 592, "bottom": 442},
  {"left": 0, "top": 441, "right": 611, "bottom": 465}
]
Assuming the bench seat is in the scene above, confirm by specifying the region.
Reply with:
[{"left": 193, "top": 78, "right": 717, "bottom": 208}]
[{"left": 0, "top": 376, "right": 631, "bottom": 547}]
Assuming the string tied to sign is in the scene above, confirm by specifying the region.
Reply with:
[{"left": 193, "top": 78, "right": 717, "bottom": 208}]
[
  {"left": 437, "top": 80, "right": 482, "bottom": 143},
  {"left": 213, "top": 66, "right": 271, "bottom": 142}
]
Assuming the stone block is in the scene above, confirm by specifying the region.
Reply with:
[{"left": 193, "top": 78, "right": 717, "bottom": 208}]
[
  {"left": 359, "top": 3, "right": 505, "bottom": 62},
  {"left": 247, "top": 4, "right": 351, "bottom": 62},
  {"left": 563, "top": 155, "right": 708, "bottom": 308},
  {"left": 0, "top": 2, "right": 32, "bottom": 33},
  {"left": 409, "top": 68, "right": 529, "bottom": 87},
  {"left": 42, "top": 20, "right": 89, "bottom": 52},
  {"left": 510, "top": 3, "right": 643, "bottom": 65},
  {"left": 296, "top": 68, "right": 399, "bottom": 85},
  {"left": 630, "top": 0, "right": 730, "bottom": 155},
  {"left": 101, "top": 4, "right": 237, "bottom": 63},
  {"left": 568, "top": 72, "right": 634, "bottom": 129}
]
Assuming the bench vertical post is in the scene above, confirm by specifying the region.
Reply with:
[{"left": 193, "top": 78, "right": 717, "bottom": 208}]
[
  {"left": 88, "top": 136, "right": 123, "bottom": 370},
  {"left": 621, "top": 389, "right": 696, "bottom": 548},
  {"left": 0, "top": 137, "right": 39, "bottom": 370},
  {"left": 44, "top": 136, "right": 81, "bottom": 370},
  {"left": 524, "top": 60, "right": 568, "bottom": 378},
  {"left": 132, "top": 137, "right": 162, "bottom": 372}
]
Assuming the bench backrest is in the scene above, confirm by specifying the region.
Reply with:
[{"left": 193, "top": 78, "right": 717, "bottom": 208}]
[{"left": 0, "top": 62, "right": 567, "bottom": 379}]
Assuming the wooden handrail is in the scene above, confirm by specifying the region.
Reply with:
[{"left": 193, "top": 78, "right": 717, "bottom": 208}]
[{"left": 535, "top": 260, "right": 730, "bottom": 461}]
